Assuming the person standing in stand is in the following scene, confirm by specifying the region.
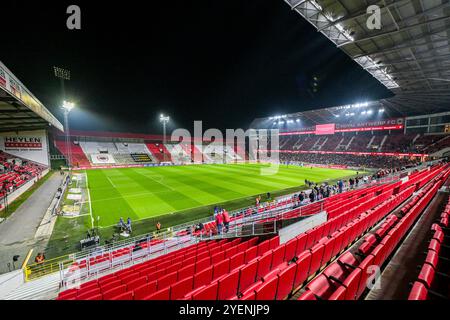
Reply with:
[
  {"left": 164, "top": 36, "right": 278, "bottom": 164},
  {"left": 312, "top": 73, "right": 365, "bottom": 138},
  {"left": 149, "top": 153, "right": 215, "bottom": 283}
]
[
  {"left": 215, "top": 211, "right": 224, "bottom": 235},
  {"left": 222, "top": 209, "right": 230, "bottom": 233}
]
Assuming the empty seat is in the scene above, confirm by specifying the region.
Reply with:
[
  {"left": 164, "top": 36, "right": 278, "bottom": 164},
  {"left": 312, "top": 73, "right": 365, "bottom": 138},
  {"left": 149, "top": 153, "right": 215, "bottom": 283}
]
[
  {"left": 134, "top": 280, "right": 158, "bottom": 300},
  {"left": 275, "top": 263, "right": 296, "bottom": 300},
  {"left": 256, "top": 251, "right": 272, "bottom": 280},
  {"left": 255, "top": 277, "right": 277, "bottom": 300},
  {"left": 158, "top": 271, "right": 178, "bottom": 290},
  {"left": 192, "top": 282, "right": 218, "bottom": 300},
  {"left": 217, "top": 270, "right": 240, "bottom": 300},
  {"left": 103, "top": 284, "right": 127, "bottom": 300},
  {"left": 328, "top": 286, "right": 347, "bottom": 300},
  {"left": 238, "top": 261, "right": 258, "bottom": 295},
  {"left": 111, "top": 291, "right": 134, "bottom": 300},
  {"left": 213, "top": 259, "right": 230, "bottom": 280},
  {"left": 194, "top": 266, "right": 213, "bottom": 288},
  {"left": 171, "top": 276, "right": 194, "bottom": 300},
  {"left": 306, "top": 274, "right": 339, "bottom": 299},
  {"left": 229, "top": 252, "right": 245, "bottom": 271},
  {"left": 294, "top": 251, "right": 312, "bottom": 289},
  {"left": 244, "top": 246, "right": 258, "bottom": 263},
  {"left": 127, "top": 276, "right": 148, "bottom": 291},
  {"left": 417, "top": 264, "right": 435, "bottom": 289},
  {"left": 408, "top": 282, "right": 428, "bottom": 300},
  {"left": 145, "top": 287, "right": 171, "bottom": 300}
]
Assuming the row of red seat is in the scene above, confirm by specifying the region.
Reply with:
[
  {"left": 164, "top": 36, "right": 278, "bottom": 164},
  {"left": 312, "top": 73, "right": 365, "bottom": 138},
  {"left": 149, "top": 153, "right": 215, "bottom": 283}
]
[
  {"left": 298, "top": 166, "right": 449, "bottom": 300},
  {"left": 58, "top": 237, "right": 264, "bottom": 300},
  {"left": 408, "top": 196, "right": 450, "bottom": 300},
  {"left": 182, "top": 173, "right": 417, "bottom": 300}
]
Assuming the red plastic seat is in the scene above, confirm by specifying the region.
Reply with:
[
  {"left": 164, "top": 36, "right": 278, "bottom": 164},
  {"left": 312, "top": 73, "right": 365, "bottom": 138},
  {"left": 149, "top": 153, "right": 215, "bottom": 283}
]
[
  {"left": 257, "top": 239, "right": 271, "bottom": 256},
  {"left": 342, "top": 268, "right": 362, "bottom": 300},
  {"left": 305, "top": 274, "right": 337, "bottom": 299},
  {"left": 170, "top": 276, "right": 194, "bottom": 300},
  {"left": 134, "top": 280, "right": 158, "bottom": 300},
  {"left": 102, "top": 284, "right": 127, "bottom": 300},
  {"left": 238, "top": 260, "right": 257, "bottom": 292},
  {"left": 194, "top": 266, "right": 213, "bottom": 288},
  {"left": 408, "top": 282, "right": 428, "bottom": 300},
  {"left": 144, "top": 287, "right": 171, "bottom": 300},
  {"left": 192, "top": 282, "right": 218, "bottom": 300},
  {"left": 158, "top": 271, "right": 178, "bottom": 290},
  {"left": 256, "top": 251, "right": 272, "bottom": 280},
  {"left": 417, "top": 264, "right": 435, "bottom": 288},
  {"left": 213, "top": 259, "right": 230, "bottom": 280},
  {"left": 195, "top": 257, "right": 211, "bottom": 273},
  {"left": 296, "top": 234, "right": 307, "bottom": 255},
  {"left": 254, "top": 277, "right": 277, "bottom": 300},
  {"left": 126, "top": 276, "right": 148, "bottom": 291},
  {"left": 217, "top": 270, "right": 239, "bottom": 300},
  {"left": 294, "top": 251, "right": 312, "bottom": 289},
  {"left": 178, "top": 263, "right": 195, "bottom": 280},
  {"left": 284, "top": 238, "right": 298, "bottom": 262},
  {"left": 309, "top": 243, "right": 325, "bottom": 274},
  {"left": 297, "top": 290, "right": 317, "bottom": 300},
  {"left": 229, "top": 252, "right": 245, "bottom": 271},
  {"left": 244, "top": 246, "right": 258, "bottom": 263},
  {"left": 328, "top": 286, "right": 347, "bottom": 300},
  {"left": 77, "top": 288, "right": 101, "bottom": 300},
  {"left": 111, "top": 291, "right": 134, "bottom": 300},
  {"left": 275, "top": 263, "right": 296, "bottom": 300}
]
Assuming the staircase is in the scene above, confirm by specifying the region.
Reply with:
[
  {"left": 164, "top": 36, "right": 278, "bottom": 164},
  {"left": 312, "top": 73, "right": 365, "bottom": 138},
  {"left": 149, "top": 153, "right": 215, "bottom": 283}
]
[
  {"left": 146, "top": 143, "right": 172, "bottom": 163},
  {"left": 379, "top": 135, "right": 388, "bottom": 151},
  {"left": 2, "top": 272, "right": 60, "bottom": 300}
]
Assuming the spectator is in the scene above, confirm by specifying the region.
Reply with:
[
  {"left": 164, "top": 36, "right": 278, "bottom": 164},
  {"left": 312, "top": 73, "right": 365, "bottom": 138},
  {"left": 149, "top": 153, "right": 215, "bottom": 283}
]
[
  {"left": 222, "top": 209, "right": 230, "bottom": 233},
  {"left": 215, "top": 211, "right": 224, "bottom": 235},
  {"left": 156, "top": 221, "right": 161, "bottom": 233},
  {"left": 34, "top": 252, "right": 45, "bottom": 264}
]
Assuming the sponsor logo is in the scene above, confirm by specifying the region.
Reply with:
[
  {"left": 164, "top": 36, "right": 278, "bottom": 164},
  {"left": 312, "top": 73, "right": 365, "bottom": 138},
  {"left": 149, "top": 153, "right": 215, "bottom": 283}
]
[{"left": 4, "top": 136, "right": 42, "bottom": 149}]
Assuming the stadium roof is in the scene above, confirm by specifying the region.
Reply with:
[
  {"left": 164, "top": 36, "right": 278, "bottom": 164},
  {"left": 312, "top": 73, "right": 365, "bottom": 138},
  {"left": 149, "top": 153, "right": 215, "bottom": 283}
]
[
  {"left": 250, "top": 0, "right": 450, "bottom": 127},
  {"left": 0, "top": 61, "right": 63, "bottom": 133}
]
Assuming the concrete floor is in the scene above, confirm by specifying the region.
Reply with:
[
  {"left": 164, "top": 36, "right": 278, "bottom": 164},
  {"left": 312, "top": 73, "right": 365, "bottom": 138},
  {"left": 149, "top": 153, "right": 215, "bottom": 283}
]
[{"left": 0, "top": 172, "right": 63, "bottom": 274}]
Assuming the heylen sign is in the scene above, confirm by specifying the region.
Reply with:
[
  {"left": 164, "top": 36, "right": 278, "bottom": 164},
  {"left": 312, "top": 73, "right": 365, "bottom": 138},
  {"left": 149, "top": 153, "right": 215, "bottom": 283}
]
[{"left": 4, "top": 136, "right": 42, "bottom": 149}]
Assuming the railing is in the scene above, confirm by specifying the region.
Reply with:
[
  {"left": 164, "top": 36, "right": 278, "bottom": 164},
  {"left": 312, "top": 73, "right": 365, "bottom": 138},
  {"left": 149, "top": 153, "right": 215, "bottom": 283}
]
[
  {"left": 200, "top": 219, "right": 279, "bottom": 241},
  {"left": 59, "top": 235, "right": 195, "bottom": 289}
]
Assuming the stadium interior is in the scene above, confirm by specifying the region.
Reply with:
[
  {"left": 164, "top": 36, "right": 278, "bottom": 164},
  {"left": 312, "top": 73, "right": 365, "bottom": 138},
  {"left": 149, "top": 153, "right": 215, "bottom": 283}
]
[{"left": 1, "top": 0, "right": 450, "bottom": 304}]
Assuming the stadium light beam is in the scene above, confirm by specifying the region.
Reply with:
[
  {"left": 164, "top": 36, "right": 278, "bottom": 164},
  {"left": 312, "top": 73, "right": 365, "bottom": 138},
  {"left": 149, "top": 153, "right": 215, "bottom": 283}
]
[
  {"left": 61, "top": 101, "right": 75, "bottom": 171},
  {"left": 160, "top": 114, "right": 170, "bottom": 162}
]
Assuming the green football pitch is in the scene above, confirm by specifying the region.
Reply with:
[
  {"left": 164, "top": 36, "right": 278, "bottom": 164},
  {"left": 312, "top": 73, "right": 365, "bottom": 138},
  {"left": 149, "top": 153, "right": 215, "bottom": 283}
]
[{"left": 85, "top": 163, "right": 358, "bottom": 227}]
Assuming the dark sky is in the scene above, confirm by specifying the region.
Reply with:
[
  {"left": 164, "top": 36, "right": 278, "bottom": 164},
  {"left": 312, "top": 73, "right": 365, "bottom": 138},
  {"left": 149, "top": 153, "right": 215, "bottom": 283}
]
[{"left": 1, "top": 0, "right": 391, "bottom": 134}]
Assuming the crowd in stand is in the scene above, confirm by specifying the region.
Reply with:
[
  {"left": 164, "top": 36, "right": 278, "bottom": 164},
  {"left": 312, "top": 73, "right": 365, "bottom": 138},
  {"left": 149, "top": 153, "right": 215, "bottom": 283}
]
[
  {"left": 0, "top": 151, "right": 45, "bottom": 200},
  {"left": 279, "top": 152, "right": 420, "bottom": 169},
  {"left": 278, "top": 132, "right": 450, "bottom": 154}
]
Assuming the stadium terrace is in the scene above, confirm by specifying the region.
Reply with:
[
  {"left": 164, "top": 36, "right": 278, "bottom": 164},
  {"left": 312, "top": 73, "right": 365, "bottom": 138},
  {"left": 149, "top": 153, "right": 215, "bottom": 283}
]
[{"left": 0, "top": 0, "right": 450, "bottom": 307}]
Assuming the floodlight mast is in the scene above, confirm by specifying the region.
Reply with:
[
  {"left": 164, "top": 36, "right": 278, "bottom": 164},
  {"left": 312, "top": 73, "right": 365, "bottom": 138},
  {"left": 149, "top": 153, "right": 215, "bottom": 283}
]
[
  {"left": 159, "top": 114, "right": 170, "bottom": 162},
  {"left": 62, "top": 101, "right": 75, "bottom": 171}
]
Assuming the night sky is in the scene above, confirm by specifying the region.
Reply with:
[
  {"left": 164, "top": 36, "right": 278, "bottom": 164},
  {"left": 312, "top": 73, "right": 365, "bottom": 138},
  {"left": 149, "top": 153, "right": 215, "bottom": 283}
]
[{"left": 1, "top": 0, "right": 391, "bottom": 134}]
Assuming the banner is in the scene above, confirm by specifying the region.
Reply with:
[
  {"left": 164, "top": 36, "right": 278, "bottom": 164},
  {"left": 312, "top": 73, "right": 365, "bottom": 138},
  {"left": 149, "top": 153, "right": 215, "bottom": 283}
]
[
  {"left": 315, "top": 123, "right": 336, "bottom": 135},
  {"left": 260, "top": 149, "right": 427, "bottom": 157},
  {"left": 90, "top": 153, "right": 116, "bottom": 164},
  {"left": 279, "top": 118, "right": 404, "bottom": 136},
  {"left": 0, "top": 130, "right": 49, "bottom": 166}
]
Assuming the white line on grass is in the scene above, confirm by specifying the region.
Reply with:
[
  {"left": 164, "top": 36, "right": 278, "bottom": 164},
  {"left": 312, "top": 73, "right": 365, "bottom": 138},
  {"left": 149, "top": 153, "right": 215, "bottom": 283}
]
[
  {"left": 106, "top": 176, "right": 117, "bottom": 188},
  {"left": 85, "top": 170, "right": 94, "bottom": 229}
]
